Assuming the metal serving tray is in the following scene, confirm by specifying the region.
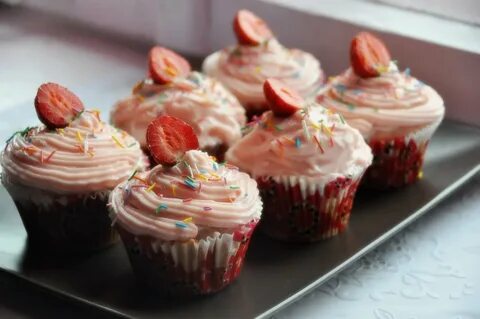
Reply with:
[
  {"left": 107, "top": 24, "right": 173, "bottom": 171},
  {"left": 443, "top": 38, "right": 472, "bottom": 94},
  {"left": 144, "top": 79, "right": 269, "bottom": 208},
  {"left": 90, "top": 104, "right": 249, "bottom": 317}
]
[{"left": 0, "top": 121, "right": 478, "bottom": 318}]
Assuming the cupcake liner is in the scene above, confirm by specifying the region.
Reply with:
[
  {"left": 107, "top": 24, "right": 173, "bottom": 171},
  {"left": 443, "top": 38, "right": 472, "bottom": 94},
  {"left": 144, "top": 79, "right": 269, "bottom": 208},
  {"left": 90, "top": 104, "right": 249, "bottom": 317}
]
[
  {"left": 362, "top": 120, "right": 441, "bottom": 189},
  {"left": 115, "top": 220, "right": 258, "bottom": 295},
  {"left": 256, "top": 169, "right": 365, "bottom": 243},
  {"left": 2, "top": 175, "right": 117, "bottom": 253}
]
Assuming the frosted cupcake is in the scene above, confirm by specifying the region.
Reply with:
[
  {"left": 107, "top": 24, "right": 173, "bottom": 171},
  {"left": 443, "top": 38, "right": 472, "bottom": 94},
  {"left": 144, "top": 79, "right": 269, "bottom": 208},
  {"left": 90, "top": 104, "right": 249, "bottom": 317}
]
[
  {"left": 203, "top": 9, "right": 324, "bottom": 118},
  {"left": 226, "top": 79, "right": 372, "bottom": 242},
  {"left": 319, "top": 32, "right": 445, "bottom": 188},
  {"left": 1, "top": 83, "right": 146, "bottom": 252},
  {"left": 109, "top": 116, "right": 262, "bottom": 294},
  {"left": 111, "top": 46, "right": 246, "bottom": 161}
]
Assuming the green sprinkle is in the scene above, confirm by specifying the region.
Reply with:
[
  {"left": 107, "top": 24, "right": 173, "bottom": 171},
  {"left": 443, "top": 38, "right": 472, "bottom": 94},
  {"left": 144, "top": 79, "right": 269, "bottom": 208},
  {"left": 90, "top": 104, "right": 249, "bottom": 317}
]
[
  {"left": 229, "top": 185, "right": 240, "bottom": 190},
  {"left": 127, "top": 169, "right": 138, "bottom": 181},
  {"left": 5, "top": 126, "right": 35, "bottom": 144},
  {"left": 339, "top": 114, "right": 346, "bottom": 124},
  {"left": 128, "top": 142, "right": 137, "bottom": 148},
  {"left": 347, "top": 104, "right": 355, "bottom": 111},
  {"left": 274, "top": 125, "right": 283, "bottom": 132}
]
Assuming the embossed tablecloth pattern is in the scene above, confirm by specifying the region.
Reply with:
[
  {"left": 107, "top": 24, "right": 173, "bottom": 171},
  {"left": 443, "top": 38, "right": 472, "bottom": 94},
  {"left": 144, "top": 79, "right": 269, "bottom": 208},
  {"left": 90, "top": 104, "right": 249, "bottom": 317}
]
[{"left": 277, "top": 177, "right": 479, "bottom": 319}]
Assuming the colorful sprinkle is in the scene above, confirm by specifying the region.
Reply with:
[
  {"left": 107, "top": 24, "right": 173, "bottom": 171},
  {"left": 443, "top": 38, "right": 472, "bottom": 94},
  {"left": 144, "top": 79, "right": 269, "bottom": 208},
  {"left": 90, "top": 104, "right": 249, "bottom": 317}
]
[
  {"left": 156, "top": 203, "right": 168, "bottom": 213},
  {"left": 313, "top": 136, "right": 324, "bottom": 154},
  {"left": 111, "top": 135, "right": 125, "bottom": 148},
  {"left": 295, "top": 137, "right": 302, "bottom": 148},
  {"left": 146, "top": 183, "right": 156, "bottom": 192},
  {"left": 45, "top": 150, "right": 56, "bottom": 163},
  {"left": 175, "top": 221, "right": 187, "bottom": 229}
]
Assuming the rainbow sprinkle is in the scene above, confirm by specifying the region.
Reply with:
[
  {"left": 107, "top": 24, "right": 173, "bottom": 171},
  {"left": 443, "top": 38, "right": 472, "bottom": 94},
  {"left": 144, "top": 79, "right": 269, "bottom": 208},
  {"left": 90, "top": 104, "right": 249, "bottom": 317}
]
[
  {"left": 146, "top": 183, "right": 156, "bottom": 192},
  {"left": 295, "top": 137, "right": 302, "bottom": 148},
  {"left": 156, "top": 203, "right": 168, "bottom": 213},
  {"left": 111, "top": 135, "right": 125, "bottom": 148},
  {"left": 175, "top": 221, "right": 187, "bottom": 229},
  {"left": 313, "top": 135, "right": 324, "bottom": 154}
]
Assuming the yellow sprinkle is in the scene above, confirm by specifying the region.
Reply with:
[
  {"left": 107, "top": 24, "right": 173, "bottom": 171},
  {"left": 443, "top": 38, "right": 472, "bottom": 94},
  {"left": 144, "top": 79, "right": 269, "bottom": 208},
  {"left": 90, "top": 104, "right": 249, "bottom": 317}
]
[
  {"left": 255, "top": 66, "right": 262, "bottom": 73},
  {"left": 111, "top": 135, "right": 125, "bottom": 148},
  {"left": 196, "top": 174, "right": 209, "bottom": 182},
  {"left": 146, "top": 183, "right": 156, "bottom": 192},
  {"left": 76, "top": 131, "right": 84, "bottom": 143},
  {"left": 88, "top": 150, "right": 95, "bottom": 157},
  {"left": 310, "top": 122, "right": 321, "bottom": 130},
  {"left": 183, "top": 217, "right": 193, "bottom": 223},
  {"left": 418, "top": 170, "right": 424, "bottom": 179},
  {"left": 211, "top": 172, "right": 221, "bottom": 179},
  {"left": 323, "top": 125, "right": 332, "bottom": 137},
  {"left": 56, "top": 128, "right": 65, "bottom": 136}
]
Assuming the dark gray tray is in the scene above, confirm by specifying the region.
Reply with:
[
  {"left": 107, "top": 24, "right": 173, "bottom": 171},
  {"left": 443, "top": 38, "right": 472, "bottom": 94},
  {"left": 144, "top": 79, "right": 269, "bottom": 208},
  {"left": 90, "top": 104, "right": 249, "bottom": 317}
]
[{"left": 0, "top": 121, "right": 479, "bottom": 319}]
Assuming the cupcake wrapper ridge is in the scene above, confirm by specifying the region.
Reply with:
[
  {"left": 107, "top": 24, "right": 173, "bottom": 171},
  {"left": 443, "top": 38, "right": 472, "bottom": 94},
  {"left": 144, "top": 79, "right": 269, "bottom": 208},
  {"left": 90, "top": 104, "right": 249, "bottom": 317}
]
[{"left": 116, "top": 219, "right": 259, "bottom": 295}]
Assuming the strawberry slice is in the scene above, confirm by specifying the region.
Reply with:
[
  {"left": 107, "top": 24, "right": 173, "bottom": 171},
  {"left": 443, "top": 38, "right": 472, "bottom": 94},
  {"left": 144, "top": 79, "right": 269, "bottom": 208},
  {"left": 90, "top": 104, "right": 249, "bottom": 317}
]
[
  {"left": 34, "top": 83, "right": 84, "bottom": 129},
  {"left": 350, "top": 32, "right": 391, "bottom": 78},
  {"left": 263, "top": 79, "right": 304, "bottom": 117},
  {"left": 146, "top": 116, "right": 199, "bottom": 166},
  {"left": 233, "top": 10, "right": 273, "bottom": 46},
  {"left": 148, "top": 46, "right": 191, "bottom": 84}
]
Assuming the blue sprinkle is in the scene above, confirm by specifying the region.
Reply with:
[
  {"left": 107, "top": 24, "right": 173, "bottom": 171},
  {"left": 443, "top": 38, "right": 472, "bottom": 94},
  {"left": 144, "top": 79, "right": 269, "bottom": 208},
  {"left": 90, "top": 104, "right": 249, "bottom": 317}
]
[
  {"left": 335, "top": 84, "right": 347, "bottom": 94},
  {"left": 175, "top": 221, "right": 187, "bottom": 229},
  {"left": 295, "top": 137, "right": 301, "bottom": 148},
  {"left": 404, "top": 67, "right": 411, "bottom": 77},
  {"left": 156, "top": 203, "right": 168, "bottom": 213}
]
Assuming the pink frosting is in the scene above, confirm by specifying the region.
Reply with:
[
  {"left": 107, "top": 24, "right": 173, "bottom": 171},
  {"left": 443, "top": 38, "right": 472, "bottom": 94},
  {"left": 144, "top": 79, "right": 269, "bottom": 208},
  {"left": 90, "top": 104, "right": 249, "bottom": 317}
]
[
  {"left": 111, "top": 72, "right": 246, "bottom": 149},
  {"left": 109, "top": 150, "right": 262, "bottom": 241},
  {"left": 203, "top": 39, "right": 324, "bottom": 111},
  {"left": 1, "top": 111, "right": 145, "bottom": 194},
  {"left": 225, "top": 104, "right": 372, "bottom": 184},
  {"left": 320, "top": 64, "right": 445, "bottom": 139}
]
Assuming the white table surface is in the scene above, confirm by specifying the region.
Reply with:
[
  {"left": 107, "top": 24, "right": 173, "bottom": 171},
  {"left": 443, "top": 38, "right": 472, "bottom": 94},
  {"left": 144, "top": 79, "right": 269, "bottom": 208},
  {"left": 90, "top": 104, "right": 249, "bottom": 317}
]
[{"left": 0, "top": 6, "right": 479, "bottom": 319}]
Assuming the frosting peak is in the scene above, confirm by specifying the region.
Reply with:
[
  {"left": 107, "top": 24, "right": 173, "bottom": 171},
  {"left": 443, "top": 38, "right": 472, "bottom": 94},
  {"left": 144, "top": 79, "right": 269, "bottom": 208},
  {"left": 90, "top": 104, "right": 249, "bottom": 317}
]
[
  {"left": 321, "top": 63, "right": 445, "bottom": 139},
  {"left": 1, "top": 111, "right": 145, "bottom": 194},
  {"left": 226, "top": 105, "right": 372, "bottom": 183},
  {"left": 111, "top": 71, "right": 246, "bottom": 149},
  {"left": 110, "top": 150, "right": 262, "bottom": 241},
  {"left": 203, "top": 39, "right": 324, "bottom": 109}
]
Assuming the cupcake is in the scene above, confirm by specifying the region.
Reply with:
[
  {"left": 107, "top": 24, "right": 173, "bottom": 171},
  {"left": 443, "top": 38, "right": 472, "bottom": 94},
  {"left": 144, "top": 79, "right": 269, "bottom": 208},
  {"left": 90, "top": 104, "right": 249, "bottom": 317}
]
[
  {"left": 226, "top": 79, "right": 372, "bottom": 242},
  {"left": 1, "top": 83, "right": 146, "bottom": 252},
  {"left": 111, "top": 46, "right": 246, "bottom": 162},
  {"left": 109, "top": 116, "right": 262, "bottom": 295},
  {"left": 203, "top": 9, "right": 325, "bottom": 118},
  {"left": 319, "top": 32, "right": 445, "bottom": 188}
]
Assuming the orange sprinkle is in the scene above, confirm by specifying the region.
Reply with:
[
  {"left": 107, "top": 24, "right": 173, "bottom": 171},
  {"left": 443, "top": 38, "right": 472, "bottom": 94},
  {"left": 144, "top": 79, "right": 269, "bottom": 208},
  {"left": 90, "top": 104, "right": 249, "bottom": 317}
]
[
  {"left": 313, "top": 136, "right": 325, "bottom": 154},
  {"left": 45, "top": 150, "right": 56, "bottom": 163},
  {"left": 133, "top": 176, "right": 148, "bottom": 184},
  {"left": 40, "top": 150, "right": 44, "bottom": 163}
]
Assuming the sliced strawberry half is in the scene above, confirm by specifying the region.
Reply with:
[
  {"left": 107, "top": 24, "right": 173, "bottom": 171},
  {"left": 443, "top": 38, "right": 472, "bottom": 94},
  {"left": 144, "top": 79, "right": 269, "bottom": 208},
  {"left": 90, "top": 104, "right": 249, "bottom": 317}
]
[
  {"left": 350, "top": 32, "right": 391, "bottom": 78},
  {"left": 146, "top": 116, "right": 199, "bottom": 166},
  {"left": 34, "top": 83, "right": 84, "bottom": 129},
  {"left": 263, "top": 79, "right": 304, "bottom": 117},
  {"left": 148, "top": 46, "right": 191, "bottom": 84},
  {"left": 233, "top": 10, "right": 273, "bottom": 46}
]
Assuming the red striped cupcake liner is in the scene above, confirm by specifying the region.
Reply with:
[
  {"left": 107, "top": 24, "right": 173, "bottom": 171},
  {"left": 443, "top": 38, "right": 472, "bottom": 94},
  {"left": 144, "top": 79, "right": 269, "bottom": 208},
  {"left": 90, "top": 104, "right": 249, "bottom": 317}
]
[
  {"left": 116, "top": 220, "right": 258, "bottom": 295},
  {"left": 256, "top": 173, "right": 363, "bottom": 242},
  {"left": 362, "top": 137, "right": 429, "bottom": 189}
]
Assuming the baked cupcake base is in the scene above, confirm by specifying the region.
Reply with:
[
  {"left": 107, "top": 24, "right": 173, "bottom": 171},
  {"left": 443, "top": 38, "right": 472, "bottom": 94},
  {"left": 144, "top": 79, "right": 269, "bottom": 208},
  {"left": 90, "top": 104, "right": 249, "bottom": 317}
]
[
  {"left": 115, "top": 220, "right": 258, "bottom": 295},
  {"left": 361, "top": 121, "right": 440, "bottom": 189},
  {"left": 3, "top": 177, "right": 117, "bottom": 253},
  {"left": 256, "top": 172, "right": 364, "bottom": 242}
]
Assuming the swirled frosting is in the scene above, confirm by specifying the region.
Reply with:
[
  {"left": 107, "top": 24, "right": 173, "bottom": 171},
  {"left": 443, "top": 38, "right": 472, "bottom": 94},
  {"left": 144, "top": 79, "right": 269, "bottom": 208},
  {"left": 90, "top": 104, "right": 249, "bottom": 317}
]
[
  {"left": 225, "top": 104, "right": 372, "bottom": 184},
  {"left": 320, "top": 63, "right": 445, "bottom": 139},
  {"left": 203, "top": 39, "right": 324, "bottom": 111},
  {"left": 111, "top": 72, "right": 246, "bottom": 149},
  {"left": 109, "top": 150, "right": 262, "bottom": 241},
  {"left": 1, "top": 111, "right": 145, "bottom": 194}
]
